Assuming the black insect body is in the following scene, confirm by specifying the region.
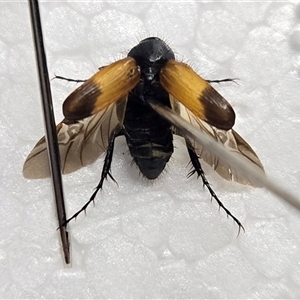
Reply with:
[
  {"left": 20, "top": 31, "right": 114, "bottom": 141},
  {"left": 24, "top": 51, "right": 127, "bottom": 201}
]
[
  {"left": 23, "top": 37, "right": 264, "bottom": 230},
  {"left": 125, "top": 38, "right": 175, "bottom": 179}
]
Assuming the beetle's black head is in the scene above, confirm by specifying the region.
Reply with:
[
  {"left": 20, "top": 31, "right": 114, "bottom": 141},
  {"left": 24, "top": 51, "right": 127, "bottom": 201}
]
[{"left": 128, "top": 37, "right": 175, "bottom": 80}]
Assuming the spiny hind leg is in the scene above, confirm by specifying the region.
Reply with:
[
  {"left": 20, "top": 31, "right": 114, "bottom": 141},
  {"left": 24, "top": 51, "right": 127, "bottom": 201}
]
[
  {"left": 186, "top": 143, "right": 244, "bottom": 233},
  {"left": 64, "top": 132, "right": 117, "bottom": 225}
]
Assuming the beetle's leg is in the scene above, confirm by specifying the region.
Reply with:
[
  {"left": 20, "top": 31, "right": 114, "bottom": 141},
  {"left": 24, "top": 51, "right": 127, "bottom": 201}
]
[
  {"left": 64, "top": 132, "right": 117, "bottom": 225},
  {"left": 186, "top": 144, "right": 244, "bottom": 234}
]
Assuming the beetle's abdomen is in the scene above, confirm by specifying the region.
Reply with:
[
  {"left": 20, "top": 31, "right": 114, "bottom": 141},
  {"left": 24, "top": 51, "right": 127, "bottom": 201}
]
[{"left": 124, "top": 96, "right": 173, "bottom": 179}]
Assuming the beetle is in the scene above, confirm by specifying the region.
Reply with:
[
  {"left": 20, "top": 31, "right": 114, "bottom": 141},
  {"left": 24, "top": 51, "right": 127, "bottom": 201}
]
[{"left": 23, "top": 37, "right": 264, "bottom": 229}]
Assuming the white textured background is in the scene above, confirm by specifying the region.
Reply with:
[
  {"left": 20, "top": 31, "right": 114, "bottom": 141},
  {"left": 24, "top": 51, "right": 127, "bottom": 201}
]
[{"left": 1, "top": 1, "right": 300, "bottom": 298}]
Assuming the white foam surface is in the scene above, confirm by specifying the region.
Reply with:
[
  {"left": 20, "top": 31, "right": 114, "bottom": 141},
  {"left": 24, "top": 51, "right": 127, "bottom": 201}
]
[{"left": 1, "top": 1, "right": 300, "bottom": 298}]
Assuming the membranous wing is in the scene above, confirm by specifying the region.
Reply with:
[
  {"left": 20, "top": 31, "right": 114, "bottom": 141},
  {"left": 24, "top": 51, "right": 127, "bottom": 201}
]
[
  {"left": 172, "top": 100, "right": 264, "bottom": 187},
  {"left": 23, "top": 98, "right": 127, "bottom": 179}
]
